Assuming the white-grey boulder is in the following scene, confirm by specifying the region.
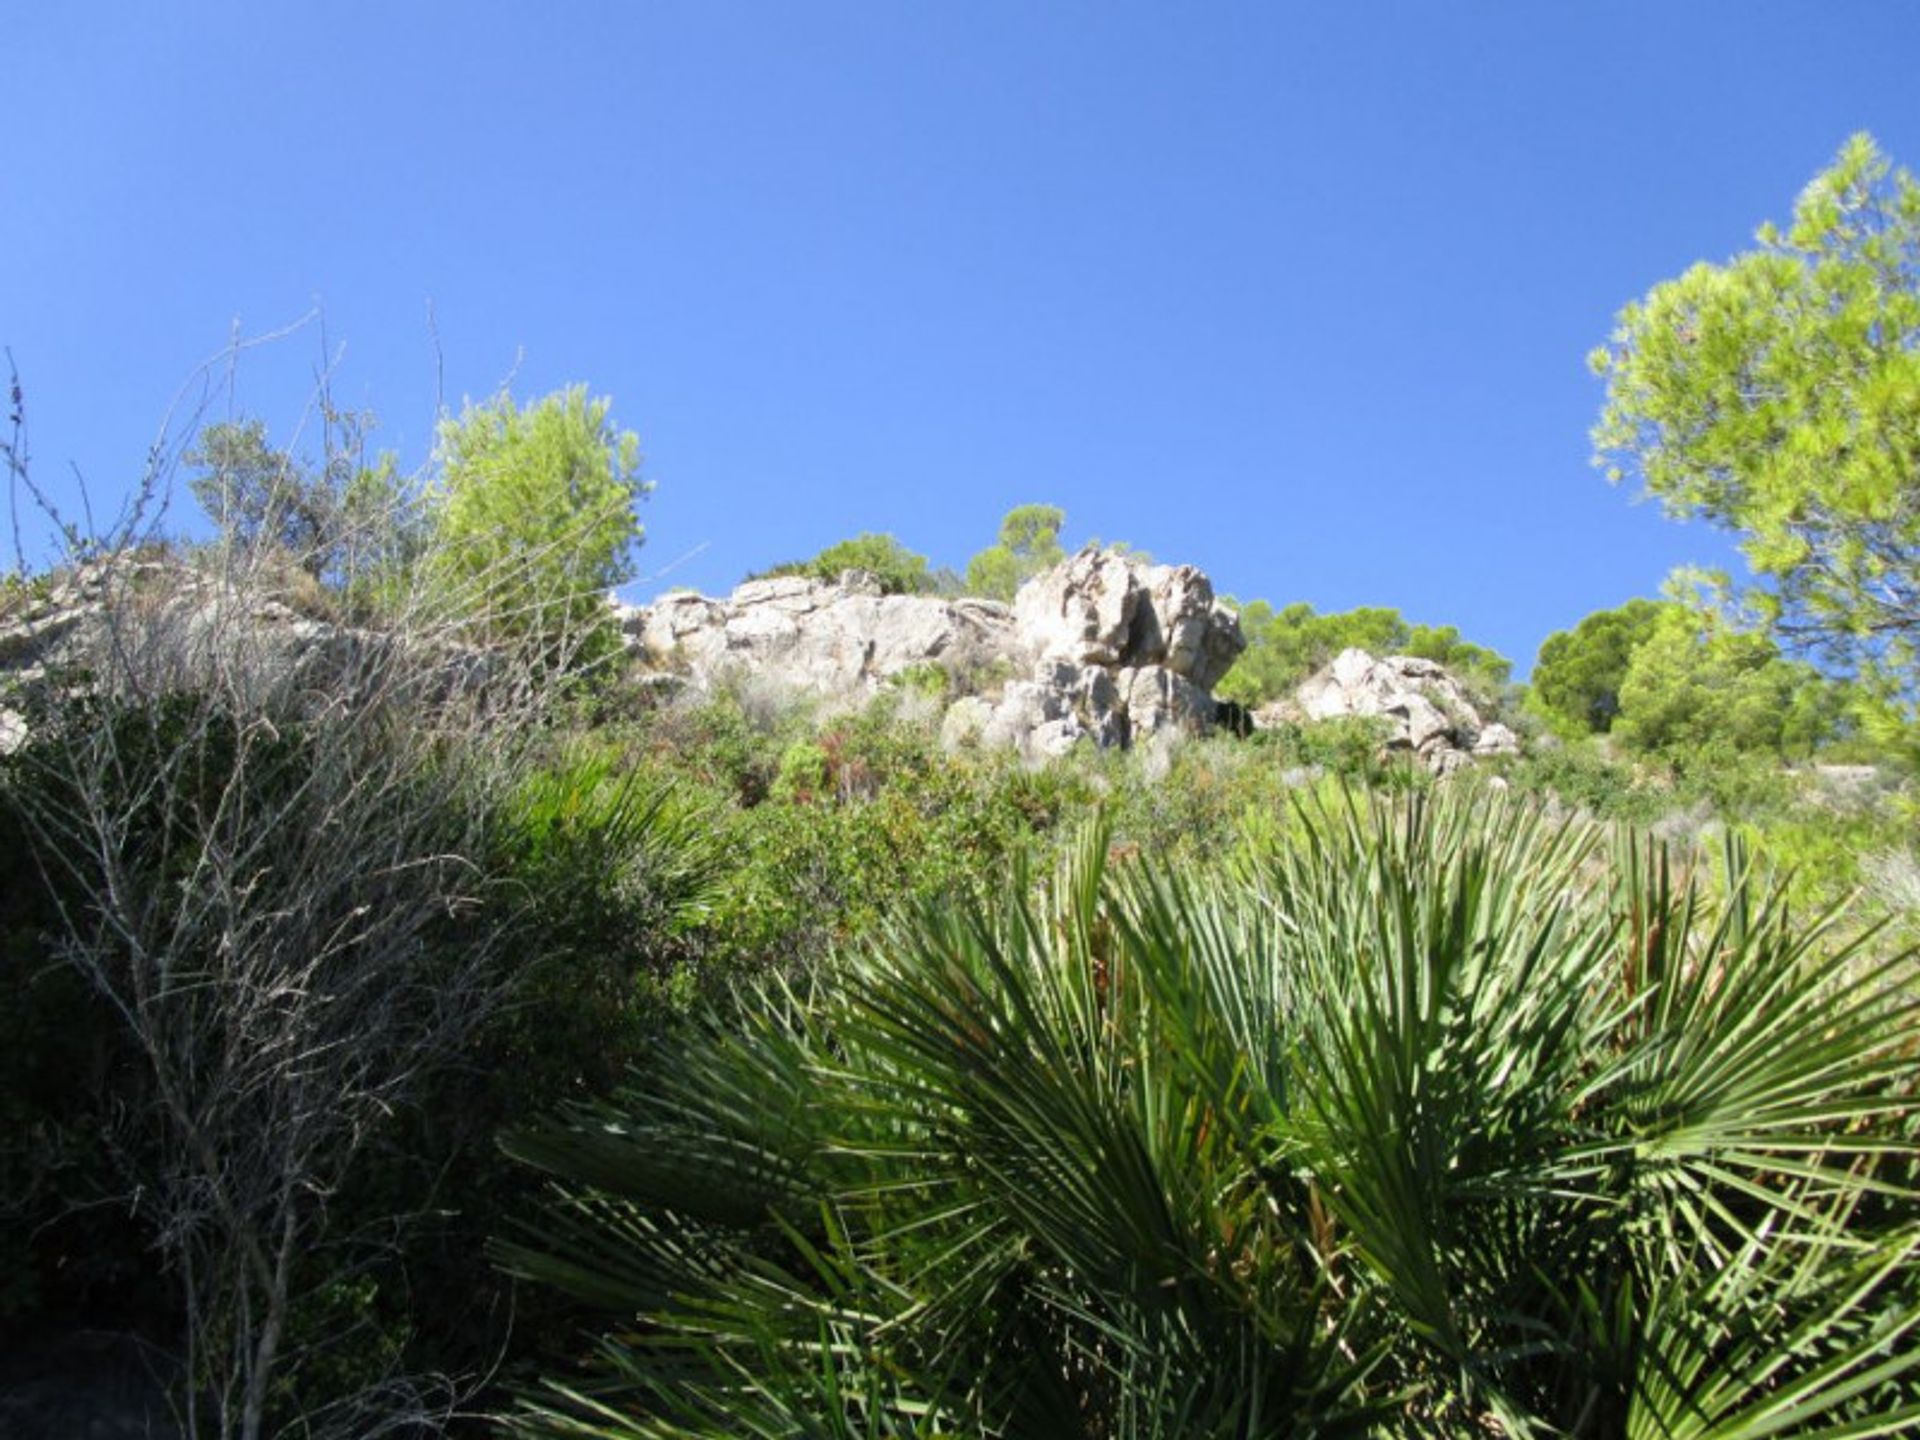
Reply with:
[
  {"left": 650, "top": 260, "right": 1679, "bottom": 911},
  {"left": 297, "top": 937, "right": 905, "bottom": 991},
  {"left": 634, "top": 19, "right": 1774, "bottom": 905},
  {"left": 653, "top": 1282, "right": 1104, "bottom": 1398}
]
[
  {"left": 1268, "top": 647, "right": 1518, "bottom": 772},
  {"left": 1116, "top": 664, "right": 1214, "bottom": 740},
  {"left": 1012, "top": 547, "right": 1143, "bottom": 669},
  {"left": 1472, "top": 722, "right": 1521, "bottom": 758}
]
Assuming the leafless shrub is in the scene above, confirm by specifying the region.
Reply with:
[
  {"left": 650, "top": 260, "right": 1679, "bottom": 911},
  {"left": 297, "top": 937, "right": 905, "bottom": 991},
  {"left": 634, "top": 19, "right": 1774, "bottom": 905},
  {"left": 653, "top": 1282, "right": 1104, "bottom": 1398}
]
[
  {"left": 722, "top": 666, "right": 817, "bottom": 734},
  {"left": 1650, "top": 798, "right": 1720, "bottom": 849},
  {"left": 1863, "top": 847, "right": 1920, "bottom": 918},
  {"left": 2, "top": 341, "right": 625, "bottom": 1438}
]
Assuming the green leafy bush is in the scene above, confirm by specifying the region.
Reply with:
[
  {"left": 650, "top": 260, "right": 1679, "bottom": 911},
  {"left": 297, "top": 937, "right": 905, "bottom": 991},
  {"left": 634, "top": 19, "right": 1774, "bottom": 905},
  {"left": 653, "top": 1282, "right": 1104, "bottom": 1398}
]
[
  {"left": 886, "top": 661, "right": 952, "bottom": 699},
  {"left": 1499, "top": 740, "right": 1674, "bottom": 824},
  {"left": 1244, "top": 714, "right": 1413, "bottom": 788},
  {"left": 770, "top": 738, "right": 833, "bottom": 804},
  {"left": 703, "top": 718, "right": 1086, "bottom": 971}
]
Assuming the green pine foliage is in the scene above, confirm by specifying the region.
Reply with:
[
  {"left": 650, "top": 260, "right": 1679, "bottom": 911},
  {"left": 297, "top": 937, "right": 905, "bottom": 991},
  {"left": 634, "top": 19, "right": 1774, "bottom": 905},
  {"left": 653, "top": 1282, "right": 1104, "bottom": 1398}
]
[
  {"left": 1529, "top": 597, "right": 1669, "bottom": 737},
  {"left": 1593, "top": 133, "right": 1920, "bottom": 692},
  {"left": 1216, "top": 599, "right": 1512, "bottom": 708},
  {"left": 428, "top": 385, "right": 648, "bottom": 656},
  {"left": 966, "top": 503, "right": 1067, "bottom": 602},
  {"left": 1611, "top": 607, "right": 1848, "bottom": 766}
]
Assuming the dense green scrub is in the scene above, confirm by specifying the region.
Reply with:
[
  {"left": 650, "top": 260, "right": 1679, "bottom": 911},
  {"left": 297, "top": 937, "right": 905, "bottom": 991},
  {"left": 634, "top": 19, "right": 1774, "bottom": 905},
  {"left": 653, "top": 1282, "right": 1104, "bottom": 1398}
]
[
  {"left": 3, "top": 645, "right": 1916, "bottom": 1435},
  {"left": 498, "top": 794, "right": 1920, "bottom": 1436}
]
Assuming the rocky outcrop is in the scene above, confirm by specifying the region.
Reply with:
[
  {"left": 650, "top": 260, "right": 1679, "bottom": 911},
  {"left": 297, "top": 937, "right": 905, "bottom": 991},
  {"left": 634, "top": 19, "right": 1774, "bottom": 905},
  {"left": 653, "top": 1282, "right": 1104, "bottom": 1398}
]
[
  {"left": 1, "top": 558, "right": 222, "bottom": 753},
  {"left": 10, "top": 555, "right": 1524, "bottom": 775},
  {"left": 0, "top": 557, "right": 485, "bottom": 756},
  {"left": 936, "top": 660, "right": 1130, "bottom": 762},
  {"left": 1013, "top": 549, "right": 1243, "bottom": 690},
  {"left": 621, "top": 546, "right": 1247, "bottom": 764},
  {"left": 621, "top": 570, "right": 1018, "bottom": 697},
  {"left": 1257, "top": 648, "right": 1519, "bottom": 773}
]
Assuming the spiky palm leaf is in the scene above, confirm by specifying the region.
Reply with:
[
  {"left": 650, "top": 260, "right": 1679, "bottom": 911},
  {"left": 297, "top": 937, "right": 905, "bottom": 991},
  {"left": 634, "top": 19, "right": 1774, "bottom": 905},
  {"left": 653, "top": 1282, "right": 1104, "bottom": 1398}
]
[{"left": 498, "top": 790, "right": 1920, "bottom": 1437}]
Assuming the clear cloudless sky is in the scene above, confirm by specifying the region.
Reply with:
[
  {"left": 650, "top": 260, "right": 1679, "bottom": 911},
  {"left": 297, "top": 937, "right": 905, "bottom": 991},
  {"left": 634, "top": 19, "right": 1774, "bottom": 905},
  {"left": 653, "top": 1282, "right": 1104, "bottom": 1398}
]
[{"left": 7, "top": 2, "right": 1919, "bottom": 673}]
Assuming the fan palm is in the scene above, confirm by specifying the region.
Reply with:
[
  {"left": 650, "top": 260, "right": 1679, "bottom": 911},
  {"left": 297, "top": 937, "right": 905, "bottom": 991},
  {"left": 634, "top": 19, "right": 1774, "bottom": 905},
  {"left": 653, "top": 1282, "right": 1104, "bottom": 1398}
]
[{"left": 497, "top": 790, "right": 1920, "bottom": 1437}]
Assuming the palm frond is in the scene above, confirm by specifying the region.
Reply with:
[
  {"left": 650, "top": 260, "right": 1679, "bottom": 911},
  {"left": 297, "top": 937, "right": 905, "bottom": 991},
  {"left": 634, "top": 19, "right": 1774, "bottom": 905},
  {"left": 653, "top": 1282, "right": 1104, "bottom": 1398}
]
[{"left": 500, "top": 789, "right": 1920, "bottom": 1438}]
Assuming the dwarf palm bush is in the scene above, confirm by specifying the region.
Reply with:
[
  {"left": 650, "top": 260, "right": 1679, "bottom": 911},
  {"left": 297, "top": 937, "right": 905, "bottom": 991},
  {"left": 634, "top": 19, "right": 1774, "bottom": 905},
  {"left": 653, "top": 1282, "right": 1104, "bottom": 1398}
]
[{"left": 500, "top": 791, "right": 1920, "bottom": 1437}]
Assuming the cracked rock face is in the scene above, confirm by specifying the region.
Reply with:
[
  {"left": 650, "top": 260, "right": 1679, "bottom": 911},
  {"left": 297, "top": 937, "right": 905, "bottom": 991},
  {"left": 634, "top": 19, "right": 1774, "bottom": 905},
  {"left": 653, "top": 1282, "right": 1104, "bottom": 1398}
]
[
  {"left": 1012, "top": 550, "right": 1243, "bottom": 691},
  {"left": 1257, "top": 648, "right": 1520, "bottom": 772},
  {"left": 620, "top": 571, "right": 1020, "bottom": 699},
  {"left": 621, "top": 546, "right": 1247, "bottom": 764}
]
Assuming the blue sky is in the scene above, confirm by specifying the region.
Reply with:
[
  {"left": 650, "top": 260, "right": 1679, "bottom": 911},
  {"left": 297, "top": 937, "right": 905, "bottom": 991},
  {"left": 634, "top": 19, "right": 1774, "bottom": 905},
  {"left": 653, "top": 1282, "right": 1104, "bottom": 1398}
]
[{"left": 7, "top": 3, "right": 1918, "bottom": 673}]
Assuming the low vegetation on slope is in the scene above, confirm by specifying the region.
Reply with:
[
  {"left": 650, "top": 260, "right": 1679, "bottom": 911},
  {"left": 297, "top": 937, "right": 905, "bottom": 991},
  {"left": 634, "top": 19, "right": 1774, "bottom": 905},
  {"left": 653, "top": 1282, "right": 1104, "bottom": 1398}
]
[
  {"left": 500, "top": 797, "right": 1920, "bottom": 1437},
  {"left": 2, "top": 131, "right": 1919, "bottom": 1438}
]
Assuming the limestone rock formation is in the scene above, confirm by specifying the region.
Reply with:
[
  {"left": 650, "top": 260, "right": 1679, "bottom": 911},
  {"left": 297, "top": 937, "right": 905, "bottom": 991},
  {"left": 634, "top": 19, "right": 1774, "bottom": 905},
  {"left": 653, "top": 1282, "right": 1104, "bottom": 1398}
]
[
  {"left": 0, "top": 556, "right": 483, "bottom": 756},
  {"left": 10, "top": 551, "right": 1521, "bottom": 776},
  {"left": 621, "top": 570, "right": 1017, "bottom": 698},
  {"left": 7, "top": 546, "right": 1253, "bottom": 769},
  {"left": 1, "top": 559, "right": 224, "bottom": 754},
  {"left": 1011, "top": 549, "right": 1242, "bottom": 690},
  {"left": 1257, "top": 648, "right": 1519, "bottom": 772},
  {"left": 621, "top": 546, "right": 1247, "bottom": 764}
]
